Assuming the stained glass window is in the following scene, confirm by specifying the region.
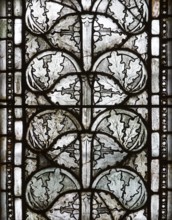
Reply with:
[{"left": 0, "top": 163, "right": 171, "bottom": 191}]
[{"left": 0, "top": 0, "right": 172, "bottom": 219}]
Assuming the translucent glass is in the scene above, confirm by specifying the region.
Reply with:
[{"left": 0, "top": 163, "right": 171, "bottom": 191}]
[{"left": 0, "top": 0, "right": 172, "bottom": 219}]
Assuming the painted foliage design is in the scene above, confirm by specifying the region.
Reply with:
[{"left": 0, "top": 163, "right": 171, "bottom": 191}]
[{"left": 25, "top": 0, "right": 149, "bottom": 219}]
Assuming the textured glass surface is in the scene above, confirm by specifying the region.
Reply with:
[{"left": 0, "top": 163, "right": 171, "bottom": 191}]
[{"left": 0, "top": 0, "right": 171, "bottom": 219}]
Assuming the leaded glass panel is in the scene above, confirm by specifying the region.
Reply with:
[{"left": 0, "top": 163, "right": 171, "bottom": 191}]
[{"left": 0, "top": 0, "right": 172, "bottom": 219}]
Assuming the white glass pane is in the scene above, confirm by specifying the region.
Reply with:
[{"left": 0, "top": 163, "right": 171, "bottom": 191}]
[
  {"left": 14, "top": 19, "right": 22, "bottom": 45},
  {"left": 151, "top": 37, "right": 160, "bottom": 56}
]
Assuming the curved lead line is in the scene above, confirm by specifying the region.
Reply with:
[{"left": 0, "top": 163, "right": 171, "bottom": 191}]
[
  {"left": 35, "top": 71, "right": 129, "bottom": 108},
  {"left": 46, "top": 75, "right": 81, "bottom": 106},
  {"left": 117, "top": 0, "right": 148, "bottom": 24},
  {"left": 25, "top": 8, "right": 45, "bottom": 34},
  {"left": 27, "top": 130, "right": 139, "bottom": 182},
  {"left": 25, "top": 0, "right": 148, "bottom": 38},
  {"left": 61, "top": 169, "right": 81, "bottom": 189},
  {"left": 92, "top": 49, "right": 148, "bottom": 71},
  {"left": 45, "top": 190, "right": 144, "bottom": 219},
  {"left": 92, "top": 0, "right": 148, "bottom": 34},
  {"left": 25, "top": 0, "right": 148, "bottom": 215},
  {"left": 133, "top": 0, "right": 149, "bottom": 22},
  {"left": 91, "top": 108, "right": 147, "bottom": 152},
  {"left": 50, "top": 0, "right": 82, "bottom": 11},
  {"left": 27, "top": 71, "right": 132, "bottom": 107},
  {"left": 26, "top": 109, "right": 82, "bottom": 151},
  {"left": 27, "top": 108, "right": 147, "bottom": 152},
  {"left": 46, "top": 76, "right": 127, "bottom": 107},
  {"left": 92, "top": 168, "right": 147, "bottom": 210},
  {"left": 93, "top": 191, "right": 114, "bottom": 220},
  {"left": 25, "top": 167, "right": 81, "bottom": 211},
  {"left": 45, "top": 191, "right": 81, "bottom": 219},
  {"left": 26, "top": 51, "right": 81, "bottom": 92},
  {"left": 92, "top": 50, "right": 148, "bottom": 94},
  {"left": 91, "top": 0, "right": 108, "bottom": 12},
  {"left": 25, "top": 0, "right": 78, "bottom": 34},
  {"left": 26, "top": 11, "right": 147, "bottom": 80},
  {"left": 45, "top": 190, "right": 127, "bottom": 219},
  {"left": 92, "top": 74, "right": 128, "bottom": 105},
  {"left": 26, "top": 11, "right": 147, "bottom": 64}
]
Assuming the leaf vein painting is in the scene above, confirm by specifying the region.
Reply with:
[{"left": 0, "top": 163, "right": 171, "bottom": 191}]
[{"left": 0, "top": 0, "right": 172, "bottom": 219}]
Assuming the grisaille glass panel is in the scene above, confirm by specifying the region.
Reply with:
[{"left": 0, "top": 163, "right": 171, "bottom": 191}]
[{"left": 0, "top": 0, "right": 171, "bottom": 219}]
